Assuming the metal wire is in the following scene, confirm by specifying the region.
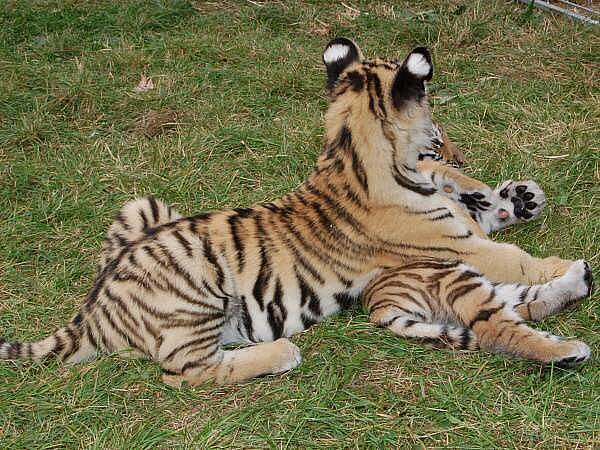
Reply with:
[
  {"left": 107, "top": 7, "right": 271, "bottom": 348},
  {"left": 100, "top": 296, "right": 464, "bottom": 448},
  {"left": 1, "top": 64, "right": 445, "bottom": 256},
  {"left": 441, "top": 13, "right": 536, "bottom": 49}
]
[
  {"left": 554, "top": 0, "right": 600, "bottom": 16},
  {"left": 516, "top": 0, "right": 600, "bottom": 25}
]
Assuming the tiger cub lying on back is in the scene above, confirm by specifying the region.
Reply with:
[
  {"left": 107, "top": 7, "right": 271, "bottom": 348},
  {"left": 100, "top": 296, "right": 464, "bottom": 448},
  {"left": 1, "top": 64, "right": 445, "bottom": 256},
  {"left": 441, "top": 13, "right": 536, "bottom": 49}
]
[{"left": 1, "top": 39, "right": 593, "bottom": 386}]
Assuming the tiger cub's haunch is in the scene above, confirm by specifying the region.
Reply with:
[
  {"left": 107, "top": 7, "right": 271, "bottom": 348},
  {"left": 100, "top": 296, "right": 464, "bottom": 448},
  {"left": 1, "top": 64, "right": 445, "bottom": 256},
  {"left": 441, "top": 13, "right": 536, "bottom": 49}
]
[{"left": 1, "top": 38, "right": 592, "bottom": 385}]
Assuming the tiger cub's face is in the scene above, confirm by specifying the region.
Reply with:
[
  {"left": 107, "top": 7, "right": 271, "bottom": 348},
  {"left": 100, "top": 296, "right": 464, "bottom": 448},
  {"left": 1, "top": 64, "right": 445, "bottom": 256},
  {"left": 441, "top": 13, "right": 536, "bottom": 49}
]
[{"left": 322, "top": 38, "right": 436, "bottom": 167}]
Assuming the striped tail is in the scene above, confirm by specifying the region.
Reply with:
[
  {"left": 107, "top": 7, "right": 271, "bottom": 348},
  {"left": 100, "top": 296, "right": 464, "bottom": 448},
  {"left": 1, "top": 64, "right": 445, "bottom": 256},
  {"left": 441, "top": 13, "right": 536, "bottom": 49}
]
[{"left": 0, "top": 314, "right": 97, "bottom": 364}]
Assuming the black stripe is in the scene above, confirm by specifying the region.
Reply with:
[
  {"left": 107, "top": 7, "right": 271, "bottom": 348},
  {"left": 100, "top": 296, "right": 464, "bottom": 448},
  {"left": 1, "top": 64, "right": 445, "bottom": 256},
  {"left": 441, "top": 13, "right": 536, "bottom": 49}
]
[
  {"left": 479, "top": 289, "right": 496, "bottom": 306},
  {"left": 129, "top": 292, "right": 175, "bottom": 320},
  {"left": 350, "top": 147, "right": 369, "bottom": 194},
  {"left": 113, "top": 232, "right": 129, "bottom": 248},
  {"left": 369, "top": 301, "right": 425, "bottom": 319},
  {"left": 346, "top": 70, "right": 364, "bottom": 91},
  {"left": 519, "top": 286, "right": 532, "bottom": 303},
  {"left": 336, "top": 125, "right": 352, "bottom": 149},
  {"left": 156, "top": 271, "right": 222, "bottom": 312},
  {"left": 202, "top": 279, "right": 229, "bottom": 302},
  {"left": 334, "top": 126, "right": 368, "bottom": 194},
  {"left": 140, "top": 208, "right": 149, "bottom": 230},
  {"left": 334, "top": 292, "right": 357, "bottom": 310},
  {"left": 73, "top": 313, "right": 83, "bottom": 326},
  {"left": 112, "top": 270, "right": 154, "bottom": 292},
  {"left": 447, "top": 282, "right": 482, "bottom": 306},
  {"left": 85, "top": 255, "right": 121, "bottom": 310},
  {"left": 366, "top": 72, "right": 386, "bottom": 118},
  {"left": 115, "top": 211, "right": 131, "bottom": 230},
  {"left": 296, "top": 269, "right": 322, "bottom": 317},
  {"left": 459, "top": 328, "right": 472, "bottom": 349},
  {"left": 341, "top": 181, "right": 369, "bottom": 210},
  {"left": 276, "top": 208, "right": 354, "bottom": 281},
  {"left": 104, "top": 288, "right": 140, "bottom": 327},
  {"left": 450, "top": 270, "right": 481, "bottom": 285},
  {"left": 266, "top": 278, "right": 287, "bottom": 339},
  {"left": 252, "top": 215, "right": 272, "bottom": 310},
  {"left": 163, "top": 315, "right": 224, "bottom": 328},
  {"left": 443, "top": 231, "right": 473, "bottom": 239},
  {"left": 377, "top": 315, "right": 403, "bottom": 328},
  {"left": 180, "top": 347, "right": 219, "bottom": 373},
  {"left": 468, "top": 303, "right": 506, "bottom": 328},
  {"left": 99, "top": 304, "right": 142, "bottom": 351},
  {"left": 85, "top": 324, "right": 98, "bottom": 350},
  {"left": 233, "top": 207, "right": 253, "bottom": 217},
  {"left": 172, "top": 230, "right": 193, "bottom": 258},
  {"left": 151, "top": 244, "right": 218, "bottom": 304},
  {"left": 202, "top": 236, "right": 225, "bottom": 293},
  {"left": 88, "top": 316, "right": 113, "bottom": 352},
  {"left": 392, "top": 166, "right": 436, "bottom": 196},
  {"left": 10, "top": 341, "right": 22, "bottom": 359},
  {"left": 61, "top": 326, "right": 80, "bottom": 360},
  {"left": 239, "top": 295, "right": 255, "bottom": 342},
  {"left": 228, "top": 214, "right": 246, "bottom": 273},
  {"left": 430, "top": 212, "right": 454, "bottom": 221},
  {"left": 148, "top": 197, "right": 160, "bottom": 223},
  {"left": 296, "top": 192, "right": 365, "bottom": 262},
  {"left": 165, "top": 333, "right": 220, "bottom": 362},
  {"left": 408, "top": 207, "right": 449, "bottom": 215}
]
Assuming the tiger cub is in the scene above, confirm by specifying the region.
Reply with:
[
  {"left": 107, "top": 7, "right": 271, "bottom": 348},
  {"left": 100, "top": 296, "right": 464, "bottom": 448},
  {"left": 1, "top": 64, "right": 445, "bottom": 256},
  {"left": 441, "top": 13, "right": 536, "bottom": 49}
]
[{"left": 1, "top": 38, "right": 593, "bottom": 386}]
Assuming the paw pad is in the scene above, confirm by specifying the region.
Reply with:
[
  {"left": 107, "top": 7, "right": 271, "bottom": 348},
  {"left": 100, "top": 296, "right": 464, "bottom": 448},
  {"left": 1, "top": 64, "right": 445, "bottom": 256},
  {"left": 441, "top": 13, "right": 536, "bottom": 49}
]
[
  {"left": 459, "top": 192, "right": 492, "bottom": 213},
  {"left": 496, "top": 180, "right": 545, "bottom": 222}
]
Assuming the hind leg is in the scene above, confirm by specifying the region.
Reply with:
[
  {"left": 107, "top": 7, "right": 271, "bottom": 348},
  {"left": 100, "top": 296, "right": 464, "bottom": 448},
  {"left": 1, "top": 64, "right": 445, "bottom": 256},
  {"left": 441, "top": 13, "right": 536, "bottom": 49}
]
[
  {"left": 161, "top": 338, "right": 302, "bottom": 387},
  {"left": 443, "top": 264, "right": 591, "bottom": 365},
  {"left": 511, "top": 260, "right": 593, "bottom": 321},
  {"left": 364, "top": 263, "right": 479, "bottom": 350},
  {"left": 364, "top": 261, "right": 592, "bottom": 366}
]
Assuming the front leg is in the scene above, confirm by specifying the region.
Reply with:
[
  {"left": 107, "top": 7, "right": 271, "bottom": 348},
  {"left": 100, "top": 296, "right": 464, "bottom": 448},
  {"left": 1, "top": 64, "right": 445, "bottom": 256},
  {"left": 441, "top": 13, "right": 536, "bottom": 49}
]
[
  {"left": 458, "top": 238, "right": 574, "bottom": 285},
  {"left": 374, "top": 206, "right": 576, "bottom": 285},
  {"left": 417, "top": 160, "right": 545, "bottom": 234}
]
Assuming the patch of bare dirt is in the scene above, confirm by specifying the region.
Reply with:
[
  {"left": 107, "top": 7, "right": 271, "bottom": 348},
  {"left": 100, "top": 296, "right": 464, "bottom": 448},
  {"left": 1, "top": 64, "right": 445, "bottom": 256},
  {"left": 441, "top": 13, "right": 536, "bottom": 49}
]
[{"left": 130, "top": 109, "right": 184, "bottom": 138}]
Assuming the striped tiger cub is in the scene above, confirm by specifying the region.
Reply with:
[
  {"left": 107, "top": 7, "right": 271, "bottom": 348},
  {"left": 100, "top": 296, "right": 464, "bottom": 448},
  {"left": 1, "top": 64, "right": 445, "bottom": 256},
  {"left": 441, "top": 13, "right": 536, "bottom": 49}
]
[{"left": 1, "top": 39, "right": 593, "bottom": 386}]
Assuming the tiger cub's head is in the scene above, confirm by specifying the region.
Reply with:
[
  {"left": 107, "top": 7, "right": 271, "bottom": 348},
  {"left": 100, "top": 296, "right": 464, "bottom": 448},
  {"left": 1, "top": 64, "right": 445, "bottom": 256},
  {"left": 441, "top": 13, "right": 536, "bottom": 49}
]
[{"left": 322, "top": 38, "right": 437, "bottom": 169}]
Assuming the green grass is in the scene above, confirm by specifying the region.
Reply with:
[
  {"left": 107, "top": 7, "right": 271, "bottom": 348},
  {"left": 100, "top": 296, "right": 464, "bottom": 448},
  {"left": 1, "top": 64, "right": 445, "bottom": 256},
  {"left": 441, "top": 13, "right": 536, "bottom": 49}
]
[{"left": 1, "top": 0, "right": 599, "bottom": 447}]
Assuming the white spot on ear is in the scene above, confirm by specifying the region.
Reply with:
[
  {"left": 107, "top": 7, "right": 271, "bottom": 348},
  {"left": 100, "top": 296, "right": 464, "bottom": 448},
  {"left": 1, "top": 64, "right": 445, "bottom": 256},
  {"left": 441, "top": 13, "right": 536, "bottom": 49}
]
[
  {"left": 324, "top": 44, "right": 349, "bottom": 64},
  {"left": 406, "top": 52, "right": 430, "bottom": 77}
]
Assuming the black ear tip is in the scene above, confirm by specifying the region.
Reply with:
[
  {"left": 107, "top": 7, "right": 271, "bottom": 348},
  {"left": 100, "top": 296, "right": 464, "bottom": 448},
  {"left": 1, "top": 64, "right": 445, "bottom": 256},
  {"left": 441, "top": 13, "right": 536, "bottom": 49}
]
[
  {"left": 412, "top": 47, "right": 431, "bottom": 58},
  {"left": 323, "top": 37, "right": 360, "bottom": 66}
]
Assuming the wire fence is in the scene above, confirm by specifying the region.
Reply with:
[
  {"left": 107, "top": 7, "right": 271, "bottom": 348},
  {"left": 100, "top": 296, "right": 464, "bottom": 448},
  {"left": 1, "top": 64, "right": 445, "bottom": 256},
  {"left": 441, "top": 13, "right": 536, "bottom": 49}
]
[{"left": 516, "top": 0, "right": 600, "bottom": 25}]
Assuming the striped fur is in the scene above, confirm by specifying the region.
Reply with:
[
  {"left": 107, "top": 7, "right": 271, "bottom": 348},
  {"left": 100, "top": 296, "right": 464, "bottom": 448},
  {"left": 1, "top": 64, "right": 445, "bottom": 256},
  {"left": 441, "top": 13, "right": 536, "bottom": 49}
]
[
  {"left": 364, "top": 259, "right": 592, "bottom": 364},
  {"left": 1, "top": 39, "right": 593, "bottom": 385}
]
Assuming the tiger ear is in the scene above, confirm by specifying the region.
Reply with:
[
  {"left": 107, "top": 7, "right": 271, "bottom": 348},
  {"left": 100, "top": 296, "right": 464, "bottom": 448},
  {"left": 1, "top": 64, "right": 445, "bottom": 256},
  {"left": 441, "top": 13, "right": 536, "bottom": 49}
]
[
  {"left": 323, "top": 37, "right": 362, "bottom": 92},
  {"left": 392, "top": 47, "right": 433, "bottom": 109}
]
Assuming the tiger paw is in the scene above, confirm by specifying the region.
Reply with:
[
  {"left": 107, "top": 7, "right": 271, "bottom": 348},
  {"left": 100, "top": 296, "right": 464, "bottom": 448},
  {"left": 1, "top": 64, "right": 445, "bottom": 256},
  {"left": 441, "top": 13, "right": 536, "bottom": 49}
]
[
  {"left": 553, "top": 340, "right": 591, "bottom": 368},
  {"left": 271, "top": 338, "right": 302, "bottom": 374},
  {"left": 495, "top": 180, "right": 545, "bottom": 222},
  {"left": 554, "top": 260, "right": 594, "bottom": 308},
  {"left": 565, "top": 260, "right": 594, "bottom": 301}
]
